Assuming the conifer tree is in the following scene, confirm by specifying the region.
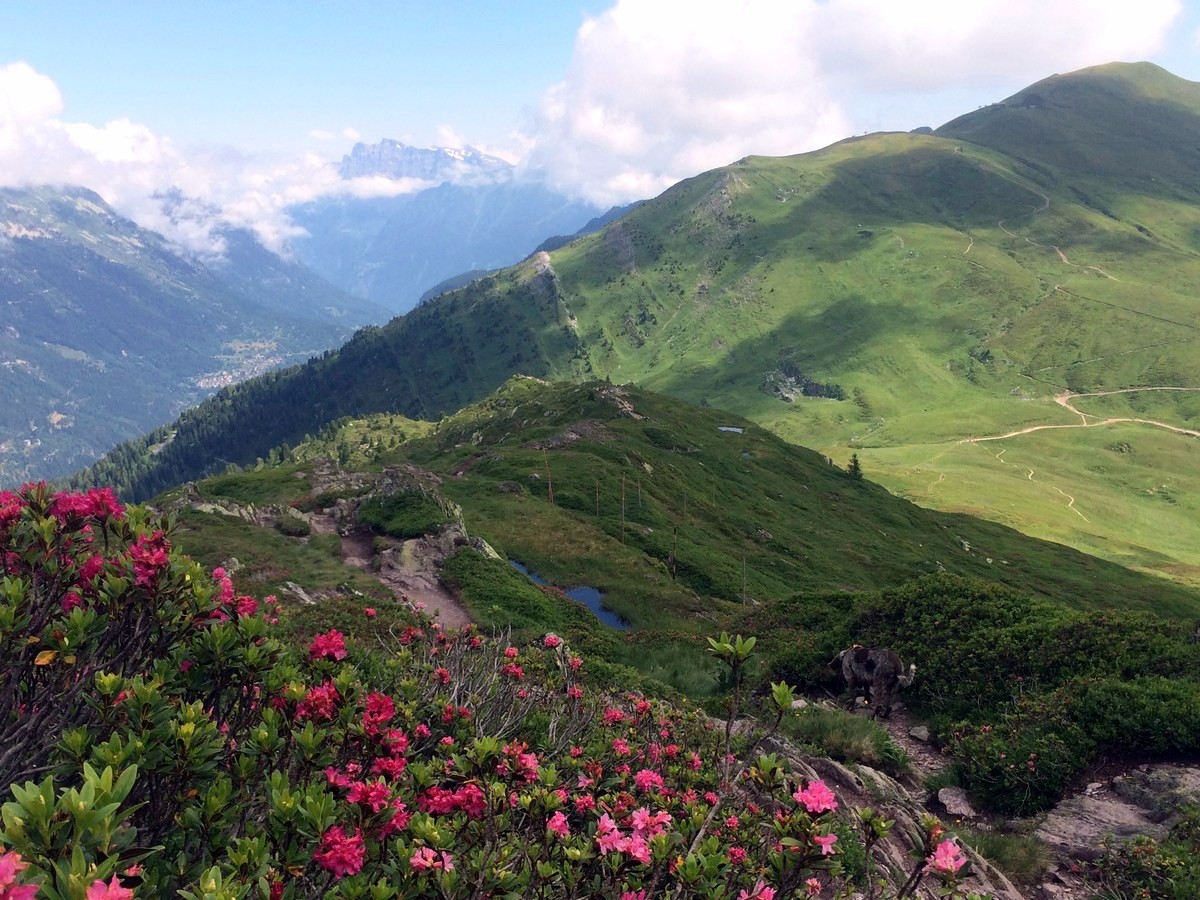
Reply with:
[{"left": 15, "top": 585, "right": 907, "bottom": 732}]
[{"left": 847, "top": 452, "right": 863, "bottom": 480}]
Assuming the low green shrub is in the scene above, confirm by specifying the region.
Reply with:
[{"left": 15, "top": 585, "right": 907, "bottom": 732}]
[
  {"left": 358, "top": 491, "right": 452, "bottom": 538},
  {"left": 1090, "top": 805, "right": 1200, "bottom": 899},
  {"left": 782, "top": 707, "right": 910, "bottom": 777},
  {"left": 1075, "top": 676, "right": 1200, "bottom": 755},
  {"left": 276, "top": 514, "right": 312, "bottom": 537},
  {"left": 1, "top": 487, "right": 989, "bottom": 899},
  {"left": 945, "top": 693, "right": 1094, "bottom": 816},
  {"left": 960, "top": 829, "right": 1047, "bottom": 884}
]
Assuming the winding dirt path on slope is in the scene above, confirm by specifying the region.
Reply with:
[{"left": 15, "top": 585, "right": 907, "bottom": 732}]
[
  {"left": 961, "top": 387, "right": 1200, "bottom": 444},
  {"left": 995, "top": 184, "right": 1121, "bottom": 281}
]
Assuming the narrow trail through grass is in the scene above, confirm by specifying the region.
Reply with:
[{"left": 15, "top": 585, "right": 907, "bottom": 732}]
[{"left": 960, "top": 387, "right": 1200, "bottom": 444}]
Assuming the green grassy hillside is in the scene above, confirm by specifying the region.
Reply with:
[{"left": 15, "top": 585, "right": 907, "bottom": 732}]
[
  {"left": 167, "top": 380, "right": 1200, "bottom": 635},
  {"left": 75, "top": 63, "right": 1200, "bottom": 584}
]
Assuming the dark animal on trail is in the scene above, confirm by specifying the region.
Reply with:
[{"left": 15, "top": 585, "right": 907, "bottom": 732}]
[{"left": 838, "top": 645, "right": 916, "bottom": 719}]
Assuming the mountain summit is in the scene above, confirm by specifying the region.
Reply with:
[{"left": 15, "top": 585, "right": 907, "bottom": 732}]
[{"left": 337, "top": 139, "right": 511, "bottom": 181}]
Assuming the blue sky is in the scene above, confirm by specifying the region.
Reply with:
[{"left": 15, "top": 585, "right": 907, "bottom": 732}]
[
  {"left": 0, "top": 2, "right": 595, "bottom": 152},
  {"left": 2, "top": 0, "right": 1198, "bottom": 252}
]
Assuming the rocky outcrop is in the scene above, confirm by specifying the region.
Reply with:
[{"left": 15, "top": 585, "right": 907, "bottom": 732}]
[{"left": 1036, "top": 764, "right": 1200, "bottom": 863}]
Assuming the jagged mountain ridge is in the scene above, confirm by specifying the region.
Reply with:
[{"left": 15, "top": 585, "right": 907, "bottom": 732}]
[
  {"left": 73, "top": 63, "right": 1200, "bottom": 584},
  {"left": 338, "top": 139, "right": 512, "bottom": 180}
]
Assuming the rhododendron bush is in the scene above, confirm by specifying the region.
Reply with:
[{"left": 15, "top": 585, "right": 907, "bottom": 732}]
[{"left": 0, "top": 487, "right": 988, "bottom": 898}]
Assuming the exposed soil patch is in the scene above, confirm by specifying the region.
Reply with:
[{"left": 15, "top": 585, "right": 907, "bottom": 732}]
[{"left": 298, "top": 508, "right": 473, "bottom": 630}]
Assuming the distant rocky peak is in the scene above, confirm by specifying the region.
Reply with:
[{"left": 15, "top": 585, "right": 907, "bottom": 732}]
[{"left": 338, "top": 139, "right": 512, "bottom": 182}]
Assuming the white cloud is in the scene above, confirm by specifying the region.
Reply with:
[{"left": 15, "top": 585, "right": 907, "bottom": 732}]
[
  {"left": 342, "top": 127, "right": 361, "bottom": 141},
  {"left": 0, "top": 63, "right": 431, "bottom": 256},
  {"left": 813, "top": 0, "right": 1181, "bottom": 91},
  {"left": 529, "top": 0, "right": 1183, "bottom": 205},
  {"left": 309, "top": 129, "right": 335, "bottom": 140}
]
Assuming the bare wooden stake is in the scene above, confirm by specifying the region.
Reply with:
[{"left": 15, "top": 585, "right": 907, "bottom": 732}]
[
  {"left": 544, "top": 449, "right": 554, "bottom": 505},
  {"left": 621, "top": 474, "right": 626, "bottom": 543}
]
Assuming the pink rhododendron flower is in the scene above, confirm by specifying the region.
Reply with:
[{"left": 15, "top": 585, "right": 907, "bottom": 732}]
[
  {"left": 379, "top": 799, "right": 412, "bottom": 837},
  {"left": 737, "top": 880, "right": 776, "bottom": 900},
  {"left": 813, "top": 832, "right": 839, "bottom": 856},
  {"left": 625, "top": 832, "right": 651, "bottom": 864},
  {"left": 410, "top": 847, "right": 454, "bottom": 872},
  {"left": 372, "top": 755, "right": 407, "bottom": 779},
  {"left": 927, "top": 838, "right": 967, "bottom": 875},
  {"left": 543, "top": 633, "right": 561, "bottom": 648},
  {"left": 296, "top": 681, "right": 341, "bottom": 721},
  {"left": 596, "top": 813, "right": 623, "bottom": 854},
  {"left": 313, "top": 826, "right": 366, "bottom": 878},
  {"left": 85, "top": 875, "right": 134, "bottom": 899},
  {"left": 629, "top": 807, "right": 672, "bottom": 838},
  {"left": 309, "top": 629, "right": 348, "bottom": 661},
  {"left": 603, "top": 707, "right": 626, "bottom": 726},
  {"left": 347, "top": 779, "right": 392, "bottom": 812},
  {"left": 129, "top": 530, "right": 169, "bottom": 586},
  {"left": 634, "top": 768, "right": 664, "bottom": 793},
  {"left": 805, "top": 877, "right": 822, "bottom": 896},
  {"left": 361, "top": 692, "right": 395, "bottom": 736},
  {"left": 364, "top": 607, "right": 377, "bottom": 617},
  {"left": 547, "top": 810, "right": 570, "bottom": 838},
  {"left": 504, "top": 646, "right": 518, "bottom": 659},
  {"left": 0, "top": 851, "right": 37, "bottom": 900},
  {"left": 793, "top": 779, "right": 838, "bottom": 814}
]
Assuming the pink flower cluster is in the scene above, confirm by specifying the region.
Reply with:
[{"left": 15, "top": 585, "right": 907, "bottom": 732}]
[
  {"left": 296, "top": 681, "right": 341, "bottom": 721},
  {"left": 309, "top": 629, "right": 348, "bottom": 661},
  {"left": 0, "top": 851, "right": 37, "bottom": 900},
  {"left": 85, "top": 876, "right": 134, "bottom": 900},
  {"left": 793, "top": 779, "right": 838, "bottom": 814},
  {"left": 927, "top": 838, "right": 968, "bottom": 875},
  {"left": 417, "top": 783, "right": 488, "bottom": 818},
  {"left": 595, "top": 807, "right": 673, "bottom": 864},
  {"left": 410, "top": 847, "right": 454, "bottom": 872},
  {"left": 128, "top": 530, "right": 169, "bottom": 587},
  {"left": 313, "top": 826, "right": 366, "bottom": 878},
  {"left": 48, "top": 487, "right": 124, "bottom": 523}
]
